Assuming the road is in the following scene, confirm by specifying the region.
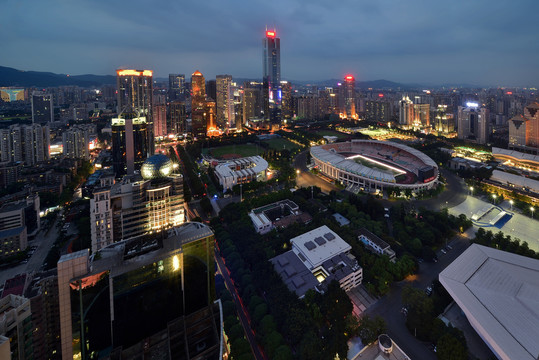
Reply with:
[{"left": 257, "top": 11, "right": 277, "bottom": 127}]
[
  {"left": 214, "top": 249, "right": 266, "bottom": 360},
  {"left": 412, "top": 169, "right": 468, "bottom": 211},
  {"left": 366, "top": 233, "right": 471, "bottom": 360},
  {"left": 293, "top": 150, "right": 339, "bottom": 194}
]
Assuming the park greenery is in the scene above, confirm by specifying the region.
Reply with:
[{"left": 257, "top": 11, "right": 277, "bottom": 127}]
[{"left": 472, "top": 228, "right": 538, "bottom": 259}]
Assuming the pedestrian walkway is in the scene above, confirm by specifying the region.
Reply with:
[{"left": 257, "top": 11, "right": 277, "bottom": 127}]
[{"left": 347, "top": 285, "right": 378, "bottom": 317}]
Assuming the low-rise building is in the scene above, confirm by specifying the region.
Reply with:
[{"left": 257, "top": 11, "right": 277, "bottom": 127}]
[
  {"left": 270, "top": 225, "right": 362, "bottom": 297},
  {"left": 358, "top": 228, "right": 396, "bottom": 262},
  {"left": 249, "top": 199, "right": 306, "bottom": 234},
  {"left": 214, "top": 155, "right": 268, "bottom": 191}
]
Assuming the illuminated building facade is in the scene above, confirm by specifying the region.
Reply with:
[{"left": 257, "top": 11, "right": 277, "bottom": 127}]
[
  {"left": 204, "top": 100, "right": 217, "bottom": 135},
  {"left": 116, "top": 69, "right": 154, "bottom": 154},
  {"left": 62, "top": 125, "right": 90, "bottom": 160},
  {"left": 280, "top": 81, "right": 293, "bottom": 120},
  {"left": 413, "top": 103, "right": 430, "bottom": 128},
  {"left": 58, "top": 222, "right": 222, "bottom": 360},
  {"left": 509, "top": 102, "right": 539, "bottom": 153},
  {"left": 216, "top": 75, "right": 234, "bottom": 129},
  {"left": 111, "top": 114, "right": 149, "bottom": 176},
  {"left": 91, "top": 154, "right": 185, "bottom": 253},
  {"left": 0, "top": 88, "right": 26, "bottom": 102},
  {"left": 341, "top": 75, "right": 357, "bottom": 119},
  {"left": 365, "top": 100, "right": 391, "bottom": 123},
  {"left": 457, "top": 103, "right": 490, "bottom": 144},
  {"left": 434, "top": 105, "right": 455, "bottom": 134},
  {"left": 153, "top": 104, "right": 167, "bottom": 138},
  {"left": 243, "top": 82, "right": 264, "bottom": 124},
  {"left": 263, "top": 29, "right": 281, "bottom": 125},
  {"left": 31, "top": 91, "right": 54, "bottom": 124},
  {"left": 399, "top": 96, "right": 414, "bottom": 128},
  {"left": 191, "top": 70, "right": 207, "bottom": 138},
  {"left": 1, "top": 124, "right": 50, "bottom": 165}
]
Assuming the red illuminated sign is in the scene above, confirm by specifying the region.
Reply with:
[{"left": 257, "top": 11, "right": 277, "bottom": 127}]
[
  {"left": 506, "top": 91, "right": 513, "bottom": 95},
  {"left": 378, "top": 93, "right": 384, "bottom": 98},
  {"left": 345, "top": 75, "right": 354, "bottom": 80},
  {"left": 266, "top": 31, "right": 275, "bottom": 38}
]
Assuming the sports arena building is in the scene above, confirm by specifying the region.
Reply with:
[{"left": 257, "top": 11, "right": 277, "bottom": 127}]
[{"left": 310, "top": 140, "right": 438, "bottom": 193}]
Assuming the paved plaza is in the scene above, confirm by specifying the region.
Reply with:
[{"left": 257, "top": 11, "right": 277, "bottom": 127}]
[{"left": 449, "top": 196, "right": 539, "bottom": 252}]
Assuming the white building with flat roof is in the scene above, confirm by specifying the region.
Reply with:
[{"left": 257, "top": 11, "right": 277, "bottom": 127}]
[
  {"left": 214, "top": 155, "right": 268, "bottom": 191},
  {"left": 439, "top": 244, "right": 539, "bottom": 360}
]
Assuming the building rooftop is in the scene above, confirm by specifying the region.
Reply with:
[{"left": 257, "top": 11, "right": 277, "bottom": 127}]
[
  {"left": 358, "top": 228, "right": 390, "bottom": 250},
  {"left": 439, "top": 244, "right": 539, "bottom": 360},
  {"left": 270, "top": 250, "right": 320, "bottom": 298},
  {"left": 333, "top": 213, "right": 350, "bottom": 226},
  {"left": 290, "top": 225, "right": 351, "bottom": 269}
]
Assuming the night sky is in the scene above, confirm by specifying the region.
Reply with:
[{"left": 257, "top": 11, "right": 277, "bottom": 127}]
[{"left": 3, "top": 0, "right": 539, "bottom": 86}]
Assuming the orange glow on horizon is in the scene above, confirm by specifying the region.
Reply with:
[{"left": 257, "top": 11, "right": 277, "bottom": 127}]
[{"left": 117, "top": 69, "right": 153, "bottom": 77}]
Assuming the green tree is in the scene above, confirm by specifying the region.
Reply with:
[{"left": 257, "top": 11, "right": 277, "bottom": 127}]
[{"left": 436, "top": 333, "right": 468, "bottom": 360}]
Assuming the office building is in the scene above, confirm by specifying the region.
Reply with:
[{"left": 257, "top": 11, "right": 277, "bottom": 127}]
[
  {"left": 214, "top": 155, "right": 268, "bottom": 192},
  {"left": 341, "top": 75, "right": 357, "bottom": 120},
  {"left": 270, "top": 225, "right": 362, "bottom": 297},
  {"left": 31, "top": 91, "right": 54, "bottom": 124},
  {"left": 191, "top": 70, "right": 207, "bottom": 138},
  {"left": 280, "top": 81, "right": 293, "bottom": 120},
  {"left": 413, "top": 103, "right": 430, "bottom": 127},
  {"left": 205, "top": 100, "right": 217, "bottom": 134},
  {"left": 399, "top": 95, "right": 414, "bottom": 128},
  {"left": 169, "top": 100, "right": 186, "bottom": 134},
  {"left": 116, "top": 69, "right": 154, "bottom": 154},
  {"left": 243, "top": 82, "right": 263, "bottom": 124},
  {"left": 434, "top": 104, "right": 455, "bottom": 134},
  {"left": 509, "top": 102, "right": 539, "bottom": 153},
  {"left": 263, "top": 29, "right": 281, "bottom": 125},
  {"left": 0, "top": 295, "right": 33, "bottom": 360},
  {"left": 62, "top": 125, "right": 90, "bottom": 159},
  {"left": 440, "top": 244, "right": 539, "bottom": 360},
  {"left": 58, "top": 222, "right": 221, "bottom": 360},
  {"left": 458, "top": 103, "right": 490, "bottom": 144},
  {"left": 111, "top": 113, "right": 149, "bottom": 176},
  {"left": 216, "top": 75, "right": 234, "bottom": 129},
  {"left": 90, "top": 154, "right": 185, "bottom": 252},
  {"left": 168, "top": 73, "right": 186, "bottom": 101}
]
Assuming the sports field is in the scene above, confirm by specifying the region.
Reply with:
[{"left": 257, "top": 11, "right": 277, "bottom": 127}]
[
  {"left": 262, "top": 138, "right": 301, "bottom": 151},
  {"left": 314, "top": 130, "right": 348, "bottom": 139},
  {"left": 204, "top": 144, "right": 260, "bottom": 159}
]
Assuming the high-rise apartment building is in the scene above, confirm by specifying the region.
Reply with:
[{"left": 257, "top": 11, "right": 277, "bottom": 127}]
[
  {"left": 457, "top": 103, "right": 490, "bottom": 144},
  {"left": 509, "top": 102, "right": 539, "bottom": 153},
  {"left": 62, "top": 125, "right": 90, "bottom": 159},
  {"left": 191, "top": 70, "right": 207, "bottom": 138},
  {"left": 243, "top": 82, "right": 264, "bottom": 124},
  {"left": 399, "top": 96, "right": 414, "bottom": 128},
  {"left": 341, "top": 75, "right": 357, "bottom": 119},
  {"left": 413, "top": 103, "right": 430, "bottom": 127},
  {"left": 31, "top": 91, "right": 54, "bottom": 124},
  {"left": 90, "top": 154, "right": 185, "bottom": 252},
  {"left": 216, "top": 75, "right": 234, "bottom": 129},
  {"left": 434, "top": 105, "right": 455, "bottom": 134},
  {"left": 168, "top": 73, "right": 185, "bottom": 101},
  {"left": 280, "top": 81, "right": 293, "bottom": 120},
  {"left": 263, "top": 29, "right": 281, "bottom": 125},
  {"left": 1, "top": 124, "right": 50, "bottom": 166},
  {"left": 0, "top": 295, "right": 33, "bottom": 359},
  {"left": 365, "top": 100, "right": 392, "bottom": 123},
  {"left": 58, "top": 222, "right": 221, "bottom": 360},
  {"left": 116, "top": 69, "right": 154, "bottom": 154},
  {"left": 153, "top": 104, "right": 168, "bottom": 138}
]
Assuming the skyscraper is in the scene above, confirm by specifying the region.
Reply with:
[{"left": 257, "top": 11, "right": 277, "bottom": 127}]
[
  {"left": 116, "top": 69, "right": 154, "bottom": 154},
  {"left": 399, "top": 96, "right": 414, "bottom": 128},
  {"left": 341, "top": 75, "right": 357, "bottom": 120},
  {"left": 191, "top": 70, "right": 207, "bottom": 138},
  {"left": 111, "top": 113, "right": 149, "bottom": 176},
  {"left": 457, "top": 103, "right": 490, "bottom": 144},
  {"left": 263, "top": 29, "right": 281, "bottom": 126},
  {"left": 31, "top": 91, "right": 54, "bottom": 124},
  {"left": 169, "top": 101, "right": 186, "bottom": 134},
  {"left": 509, "top": 102, "right": 539, "bottom": 153},
  {"left": 216, "top": 75, "right": 234, "bottom": 129},
  {"left": 153, "top": 104, "right": 167, "bottom": 138},
  {"left": 168, "top": 73, "right": 185, "bottom": 101},
  {"left": 62, "top": 125, "right": 90, "bottom": 159},
  {"left": 58, "top": 222, "right": 222, "bottom": 359}
]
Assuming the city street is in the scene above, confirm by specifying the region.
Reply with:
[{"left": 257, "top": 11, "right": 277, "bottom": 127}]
[
  {"left": 214, "top": 249, "right": 266, "bottom": 360},
  {"left": 366, "top": 234, "right": 471, "bottom": 360}
]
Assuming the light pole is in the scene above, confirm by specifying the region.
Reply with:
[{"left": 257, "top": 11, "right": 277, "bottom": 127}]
[
  {"left": 492, "top": 194, "right": 497, "bottom": 204},
  {"left": 469, "top": 186, "right": 474, "bottom": 196},
  {"left": 509, "top": 200, "right": 513, "bottom": 212},
  {"left": 531, "top": 206, "right": 535, "bottom": 219},
  {"left": 240, "top": 183, "right": 243, "bottom": 202}
]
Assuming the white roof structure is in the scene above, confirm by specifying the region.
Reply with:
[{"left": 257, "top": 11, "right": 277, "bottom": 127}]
[
  {"left": 493, "top": 147, "right": 539, "bottom": 166},
  {"left": 439, "top": 244, "right": 539, "bottom": 360},
  {"left": 290, "top": 225, "right": 351, "bottom": 269},
  {"left": 491, "top": 169, "right": 539, "bottom": 194}
]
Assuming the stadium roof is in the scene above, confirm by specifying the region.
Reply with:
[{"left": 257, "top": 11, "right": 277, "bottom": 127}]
[
  {"left": 439, "top": 244, "right": 539, "bottom": 360},
  {"left": 491, "top": 169, "right": 539, "bottom": 194},
  {"left": 492, "top": 147, "right": 539, "bottom": 166}
]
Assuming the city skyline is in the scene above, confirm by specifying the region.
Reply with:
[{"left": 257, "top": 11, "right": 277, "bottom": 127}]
[{"left": 2, "top": 0, "right": 539, "bottom": 87}]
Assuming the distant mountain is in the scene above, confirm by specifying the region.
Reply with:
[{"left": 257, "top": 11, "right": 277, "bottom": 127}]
[
  {"left": 285, "top": 78, "right": 423, "bottom": 90},
  {"left": 0, "top": 66, "right": 116, "bottom": 88}
]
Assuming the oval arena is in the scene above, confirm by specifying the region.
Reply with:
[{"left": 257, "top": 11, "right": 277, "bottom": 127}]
[{"left": 310, "top": 140, "right": 438, "bottom": 193}]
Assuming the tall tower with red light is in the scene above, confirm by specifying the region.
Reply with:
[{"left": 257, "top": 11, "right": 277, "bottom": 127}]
[
  {"left": 263, "top": 29, "right": 281, "bottom": 125},
  {"left": 341, "top": 74, "right": 357, "bottom": 120}
]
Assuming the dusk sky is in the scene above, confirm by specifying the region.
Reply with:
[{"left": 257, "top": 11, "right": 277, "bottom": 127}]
[{"left": 3, "top": 0, "right": 539, "bottom": 86}]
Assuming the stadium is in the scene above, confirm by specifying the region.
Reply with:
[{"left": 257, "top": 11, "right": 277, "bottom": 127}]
[{"left": 310, "top": 140, "right": 438, "bottom": 193}]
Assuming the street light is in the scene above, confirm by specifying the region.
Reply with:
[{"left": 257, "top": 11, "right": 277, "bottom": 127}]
[
  {"left": 531, "top": 206, "right": 535, "bottom": 219},
  {"left": 509, "top": 200, "right": 513, "bottom": 212},
  {"left": 469, "top": 186, "right": 474, "bottom": 196},
  {"left": 492, "top": 194, "right": 497, "bottom": 204}
]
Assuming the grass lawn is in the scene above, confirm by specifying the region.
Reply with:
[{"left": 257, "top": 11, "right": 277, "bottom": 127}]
[
  {"left": 204, "top": 144, "right": 261, "bottom": 159},
  {"left": 262, "top": 138, "right": 301, "bottom": 151},
  {"left": 314, "top": 130, "right": 348, "bottom": 139}
]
